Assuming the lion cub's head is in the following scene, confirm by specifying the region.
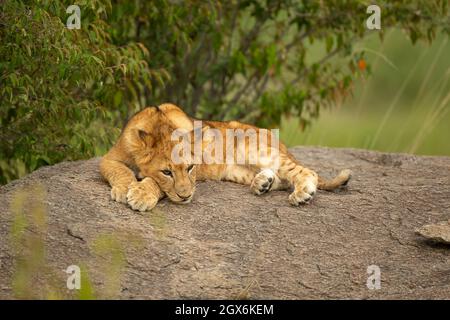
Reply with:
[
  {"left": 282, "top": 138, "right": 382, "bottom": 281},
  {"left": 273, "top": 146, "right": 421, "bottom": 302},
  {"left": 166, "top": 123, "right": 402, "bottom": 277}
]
[{"left": 124, "top": 104, "right": 200, "bottom": 204}]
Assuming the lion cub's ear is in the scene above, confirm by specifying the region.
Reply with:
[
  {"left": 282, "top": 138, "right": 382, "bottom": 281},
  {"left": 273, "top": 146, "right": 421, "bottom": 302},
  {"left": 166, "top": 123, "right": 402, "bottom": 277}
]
[
  {"left": 137, "top": 129, "right": 155, "bottom": 148},
  {"left": 157, "top": 103, "right": 193, "bottom": 131}
]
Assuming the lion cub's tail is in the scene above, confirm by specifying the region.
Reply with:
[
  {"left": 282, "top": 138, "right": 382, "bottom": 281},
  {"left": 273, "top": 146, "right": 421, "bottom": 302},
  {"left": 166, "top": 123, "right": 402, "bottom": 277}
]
[{"left": 317, "top": 169, "right": 352, "bottom": 191}]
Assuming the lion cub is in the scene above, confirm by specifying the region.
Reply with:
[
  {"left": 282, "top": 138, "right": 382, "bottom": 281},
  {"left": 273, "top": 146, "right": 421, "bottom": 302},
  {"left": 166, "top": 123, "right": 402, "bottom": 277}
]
[{"left": 100, "top": 103, "right": 351, "bottom": 211}]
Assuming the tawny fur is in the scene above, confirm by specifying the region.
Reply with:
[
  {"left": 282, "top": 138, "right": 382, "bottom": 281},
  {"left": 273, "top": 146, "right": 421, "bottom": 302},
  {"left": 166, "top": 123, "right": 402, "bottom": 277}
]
[{"left": 100, "top": 103, "right": 351, "bottom": 211}]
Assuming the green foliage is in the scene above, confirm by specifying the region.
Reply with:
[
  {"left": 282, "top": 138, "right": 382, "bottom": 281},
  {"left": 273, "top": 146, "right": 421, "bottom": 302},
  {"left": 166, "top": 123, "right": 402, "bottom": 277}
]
[
  {"left": 1, "top": 0, "right": 449, "bottom": 183},
  {"left": 0, "top": 0, "right": 159, "bottom": 183}
]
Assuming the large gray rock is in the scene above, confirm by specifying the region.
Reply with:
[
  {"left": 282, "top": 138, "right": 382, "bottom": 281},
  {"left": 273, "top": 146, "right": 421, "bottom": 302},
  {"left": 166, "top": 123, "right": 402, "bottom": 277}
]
[
  {"left": 416, "top": 220, "right": 450, "bottom": 245},
  {"left": 0, "top": 147, "right": 449, "bottom": 299}
]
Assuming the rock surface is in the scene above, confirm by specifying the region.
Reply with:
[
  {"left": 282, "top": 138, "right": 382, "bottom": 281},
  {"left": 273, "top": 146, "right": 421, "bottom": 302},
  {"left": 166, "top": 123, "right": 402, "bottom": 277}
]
[{"left": 0, "top": 147, "right": 449, "bottom": 299}]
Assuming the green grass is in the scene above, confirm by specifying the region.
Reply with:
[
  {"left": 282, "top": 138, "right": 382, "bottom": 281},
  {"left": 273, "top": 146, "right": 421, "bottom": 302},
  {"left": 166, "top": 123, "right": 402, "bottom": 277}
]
[{"left": 281, "top": 107, "right": 450, "bottom": 156}]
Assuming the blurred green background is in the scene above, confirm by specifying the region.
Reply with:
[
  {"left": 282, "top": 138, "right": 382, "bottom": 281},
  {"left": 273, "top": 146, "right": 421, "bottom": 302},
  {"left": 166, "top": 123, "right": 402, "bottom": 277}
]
[
  {"left": 1, "top": 1, "right": 449, "bottom": 184},
  {"left": 281, "top": 29, "right": 450, "bottom": 156}
]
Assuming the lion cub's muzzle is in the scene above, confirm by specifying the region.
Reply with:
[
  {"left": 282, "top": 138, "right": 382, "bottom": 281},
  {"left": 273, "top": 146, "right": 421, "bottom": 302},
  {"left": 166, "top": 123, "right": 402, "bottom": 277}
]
[{"left": 170, "top": 192, "right": 193, "bottom": 204}]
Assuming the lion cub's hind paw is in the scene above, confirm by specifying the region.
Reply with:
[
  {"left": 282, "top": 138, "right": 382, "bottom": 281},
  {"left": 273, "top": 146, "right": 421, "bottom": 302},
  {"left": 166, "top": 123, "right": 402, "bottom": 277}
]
[
  {"left": 288, "top": 177, "right": 317, "bottom": 206},
  {"left": 288, "top": 191, "right": 314, "bottom": 206},
  {"left": 251, "top": 169, "right": 275, "bottom": 195}
]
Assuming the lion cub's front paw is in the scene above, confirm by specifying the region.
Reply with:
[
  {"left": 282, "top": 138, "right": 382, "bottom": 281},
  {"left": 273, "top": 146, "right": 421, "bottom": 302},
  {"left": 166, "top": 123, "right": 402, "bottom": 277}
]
[
  {"left": 111, "top": 185, "right": 128, "bottom": 204},
  {"left": 127, "top": 181, "right": 158, "bottom": 212},
  {"left": 251, "top": 169, "right": 275, "bottom": 195}
]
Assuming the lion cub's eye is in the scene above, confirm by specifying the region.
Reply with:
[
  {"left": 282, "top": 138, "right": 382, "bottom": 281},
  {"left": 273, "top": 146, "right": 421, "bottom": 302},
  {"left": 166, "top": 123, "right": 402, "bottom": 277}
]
[
  {"left": 187, "top": 164, "right": 195, "bottom": 172},
  {"left": 161, "top": 169, "right": 172, "bottom": 177}
]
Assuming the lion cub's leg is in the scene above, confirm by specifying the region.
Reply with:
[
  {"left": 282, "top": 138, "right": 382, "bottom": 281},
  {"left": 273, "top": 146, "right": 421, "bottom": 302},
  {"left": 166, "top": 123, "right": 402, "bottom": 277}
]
[
  {"left": 222, "top": 165, "right": 257, "bottom": 185},
  {"left": 100, "top": 158, "right": 137, "bottom": 203},
  {"left": 100, "top": 158, "right": 163, "bottom": 211},
  {"left": 277, "top": 156, "right": 318, "bottom": 206},
  {"left": 287, "top": 168, "right": 318, "bottom": 205},
  {"left": 127, "top": 177, "right": 164, "bottom": 212}
]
